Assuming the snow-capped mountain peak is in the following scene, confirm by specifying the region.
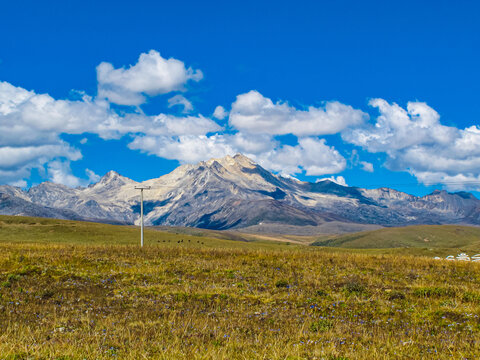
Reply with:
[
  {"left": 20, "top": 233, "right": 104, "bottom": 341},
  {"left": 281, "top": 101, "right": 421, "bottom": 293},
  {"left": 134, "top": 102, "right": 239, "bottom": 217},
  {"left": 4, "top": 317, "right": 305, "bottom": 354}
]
[{"left": 1, "top": 153, "right": 480, "bottom": 232}]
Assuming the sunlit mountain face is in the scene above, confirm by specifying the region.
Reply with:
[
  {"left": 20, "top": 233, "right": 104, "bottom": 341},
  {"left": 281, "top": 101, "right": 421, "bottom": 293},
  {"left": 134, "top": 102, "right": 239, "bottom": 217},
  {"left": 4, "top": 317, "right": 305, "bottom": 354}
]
[{"left": 1, "top": 154, "right": 479, "bottom": 234}]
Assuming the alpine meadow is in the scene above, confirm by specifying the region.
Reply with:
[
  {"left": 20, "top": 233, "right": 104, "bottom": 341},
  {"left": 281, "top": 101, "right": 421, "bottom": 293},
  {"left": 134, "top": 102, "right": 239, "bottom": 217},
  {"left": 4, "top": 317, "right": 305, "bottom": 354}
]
[{"left": 0, "top": 216, "right": 480, "bottom": 359}]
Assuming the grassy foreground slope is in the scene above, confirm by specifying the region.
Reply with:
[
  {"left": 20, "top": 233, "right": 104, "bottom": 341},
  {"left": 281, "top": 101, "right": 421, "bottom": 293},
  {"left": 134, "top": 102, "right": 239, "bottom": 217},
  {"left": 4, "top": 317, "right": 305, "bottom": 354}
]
[
  {"left": 312, "top": 224, "right": 480, "bottom": 251},
  {"left": 0, "top": 216, "right": 480, "bottom": 359}
]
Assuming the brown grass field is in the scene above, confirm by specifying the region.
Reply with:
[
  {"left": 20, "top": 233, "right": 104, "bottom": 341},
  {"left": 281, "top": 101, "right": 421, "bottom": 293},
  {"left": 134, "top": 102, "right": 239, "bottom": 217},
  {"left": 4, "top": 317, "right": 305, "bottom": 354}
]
[{"left": 0, "top": 215, "right": 480, "bottom": 359}]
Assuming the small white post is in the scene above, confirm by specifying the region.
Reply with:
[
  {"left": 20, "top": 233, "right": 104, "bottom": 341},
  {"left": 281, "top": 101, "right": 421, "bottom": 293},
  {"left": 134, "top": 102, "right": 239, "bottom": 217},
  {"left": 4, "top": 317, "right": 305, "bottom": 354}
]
[{"left": 135, "top": 186, "right": 151, "bottom": 247}]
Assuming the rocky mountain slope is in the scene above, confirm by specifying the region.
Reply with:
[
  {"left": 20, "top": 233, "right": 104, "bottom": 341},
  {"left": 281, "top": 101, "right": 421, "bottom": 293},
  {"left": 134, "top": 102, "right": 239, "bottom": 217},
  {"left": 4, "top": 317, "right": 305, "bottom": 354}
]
[{"left": 1, "top": 154, "right": 479, "bottom": 233}]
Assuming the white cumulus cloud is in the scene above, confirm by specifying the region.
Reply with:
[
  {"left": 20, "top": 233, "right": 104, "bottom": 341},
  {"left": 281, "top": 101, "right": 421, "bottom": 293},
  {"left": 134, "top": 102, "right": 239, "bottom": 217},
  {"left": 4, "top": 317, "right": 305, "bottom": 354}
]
[
  {"left": 47, "top": 160, "right": 100, "bottom": 188},
  {"left": 129, "top": 135, "right": 235, "bottom": 164},
  {"left": 47, "top": 160, "right": 84, "bottom": 188},
  {"left": 343, "top": 99, "right": 456, "bottom": 153},
  {"left": 0, "top": 79, "right": 221, "bottom": 185},
  {"left": 85, "top": 169, "right": 101, "bottom": 183},
  {"left": 18, "top": 52, "right": 474, "bottom": 188},
  {"left": 360, "top": 161, "right": 374, "bottom": 172},
  {"left": 229, "top": 90, "right": 368, "bottom": 136},
  {"left": 97, "top": 50, "right": 203, "bottom": 106},
  {"left": 343, "top": 99, "right": 480, "bottom": 189},
  {"left": 129, "top": 134, "right": 346, "bottom": 178},
  {"left": 317, "top": 176, "right": 348, "bottom": 186},
  {"left": 0, "top": 144, "right": 80, "bottom": 169},
  {"left": 254, "top": 137, "right": 346, "bottom": 176},
  {"left": 213, "top": 105, "right": 228, "bottom": 120},
  {"left": 230, "top": 133, "right": 277, "bottom": 155},
  {"left": 167, "top": 94, "right": 193, "bottom": 113}
]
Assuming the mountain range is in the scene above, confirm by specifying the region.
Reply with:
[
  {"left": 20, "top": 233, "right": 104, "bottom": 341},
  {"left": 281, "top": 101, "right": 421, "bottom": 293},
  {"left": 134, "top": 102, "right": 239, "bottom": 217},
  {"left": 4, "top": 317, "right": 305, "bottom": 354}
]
[{"left": 1, "top": 154, "right": 479, "bottom": 234}]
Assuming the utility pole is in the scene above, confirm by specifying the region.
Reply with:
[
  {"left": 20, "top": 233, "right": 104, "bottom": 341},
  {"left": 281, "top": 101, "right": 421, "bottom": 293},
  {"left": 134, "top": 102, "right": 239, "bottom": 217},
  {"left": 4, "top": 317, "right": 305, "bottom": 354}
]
[{"left": 134, "top": 186, "right": 151, "bottom": 247}]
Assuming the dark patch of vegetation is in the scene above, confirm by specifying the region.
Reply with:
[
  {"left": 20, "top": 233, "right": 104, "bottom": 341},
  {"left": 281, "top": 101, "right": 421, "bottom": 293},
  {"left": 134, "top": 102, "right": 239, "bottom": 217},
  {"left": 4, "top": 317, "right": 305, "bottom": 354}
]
[
  {"left": 413, "top": 287, "right": 456, "bottom": 298},
  {"left": 315, "top": 289, "right": 328, "bottom": 297},
  {"left": 344, "top": 280, "right": 366, "bottom": 295},
  {"left": 387, "top": 290, "right": 406, "bottom": 301},
  {"left": 275, "top": 279, "right": 289, "bottom": 288},
  {"left": 463, "top": 291, "right": 480, "bottom": 304}
]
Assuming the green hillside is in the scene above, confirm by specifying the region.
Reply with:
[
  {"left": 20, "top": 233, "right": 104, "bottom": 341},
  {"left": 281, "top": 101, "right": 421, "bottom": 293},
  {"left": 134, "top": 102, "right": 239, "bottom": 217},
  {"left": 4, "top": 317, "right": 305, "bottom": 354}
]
[
  {"left": 311, "top": 225, "right": 480, "bottom": 253},
  {"left": 0, "top": 215, "right": 296, "bottom": 250},
  {"left": 3, "top": 215, "right": 480, "bottom": 257}
]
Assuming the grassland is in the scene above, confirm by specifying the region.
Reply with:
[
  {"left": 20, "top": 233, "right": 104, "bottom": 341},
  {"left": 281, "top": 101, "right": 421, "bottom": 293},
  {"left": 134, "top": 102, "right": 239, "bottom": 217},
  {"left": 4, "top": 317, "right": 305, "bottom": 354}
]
[
  {"left": 311, "top": 225, "right": 480, "bottom": 253},
  {"left": 1, "top": 216, "right": 480, "bottom": 359},
  {"left": 0, "top": 215, "right": 297, "bottom": 250}
]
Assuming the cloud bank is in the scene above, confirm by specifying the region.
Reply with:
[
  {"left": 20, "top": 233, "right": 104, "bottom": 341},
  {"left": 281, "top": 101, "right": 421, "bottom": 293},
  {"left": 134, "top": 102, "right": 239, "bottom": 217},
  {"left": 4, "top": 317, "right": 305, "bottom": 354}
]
[
  {"left": 342, "top": 99, "right": 480, "bottom": 189},
  {"left": 1, "top": 50, "right": 479, "bottom": 191}
]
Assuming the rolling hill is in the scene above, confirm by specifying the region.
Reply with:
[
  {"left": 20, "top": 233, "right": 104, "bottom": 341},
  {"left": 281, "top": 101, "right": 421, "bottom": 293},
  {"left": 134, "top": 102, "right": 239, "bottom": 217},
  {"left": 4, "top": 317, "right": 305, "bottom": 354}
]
[
  {"left": 2, "top": 215, "right": 480, "bottom": 257},
  {"left": 311, "top": 224, "right": 480, "bottom": 252},
  {"left": 0, "top": 215, "right": 297, "bottom": 249}
]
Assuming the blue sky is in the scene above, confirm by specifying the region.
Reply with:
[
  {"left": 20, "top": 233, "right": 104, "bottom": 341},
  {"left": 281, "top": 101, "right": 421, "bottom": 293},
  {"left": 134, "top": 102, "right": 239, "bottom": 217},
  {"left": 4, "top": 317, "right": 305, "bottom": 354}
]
[{"left": 1, "top": 0, "right": 479, "bottom": 195}]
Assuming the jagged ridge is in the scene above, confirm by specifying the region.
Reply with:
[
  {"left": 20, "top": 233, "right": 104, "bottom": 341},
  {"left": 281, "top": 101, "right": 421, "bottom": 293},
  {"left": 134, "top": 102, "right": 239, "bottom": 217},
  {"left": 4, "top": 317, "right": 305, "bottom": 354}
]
[{"left": 1, "top": 154, "right": 479, "bottom": 233}]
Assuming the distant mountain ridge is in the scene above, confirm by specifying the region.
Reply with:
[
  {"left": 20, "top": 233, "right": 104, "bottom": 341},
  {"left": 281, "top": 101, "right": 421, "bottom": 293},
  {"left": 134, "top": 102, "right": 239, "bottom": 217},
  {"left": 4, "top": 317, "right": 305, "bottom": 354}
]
[{"left": 1, "top": 154, "right": 479, "bottom": 234}]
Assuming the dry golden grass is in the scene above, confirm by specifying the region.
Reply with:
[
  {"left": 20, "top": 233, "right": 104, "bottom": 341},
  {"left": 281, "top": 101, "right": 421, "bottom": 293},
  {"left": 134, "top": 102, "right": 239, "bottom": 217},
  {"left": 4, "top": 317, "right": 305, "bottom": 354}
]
[
  {"left": 1, "top": 215, "right": 480, "bottom": 359},
  {"left": 1, "top": 241, "right": 480, "bottom": 359}
]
